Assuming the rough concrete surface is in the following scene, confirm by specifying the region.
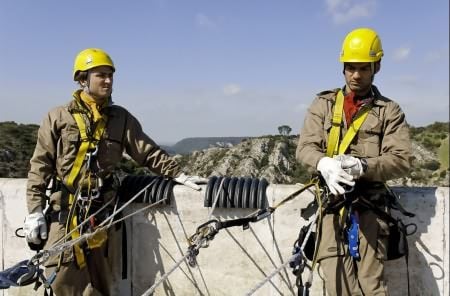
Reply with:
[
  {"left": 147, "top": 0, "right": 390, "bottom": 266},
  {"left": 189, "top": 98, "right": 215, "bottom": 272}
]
[{"left": 0, "top": 178, "right": 448, "bottom": 296}]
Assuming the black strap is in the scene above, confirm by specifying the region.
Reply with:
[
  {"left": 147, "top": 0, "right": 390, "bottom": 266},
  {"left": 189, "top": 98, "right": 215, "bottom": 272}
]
[
  {"left": 384, "top": 186, "right": 415, "bottom": 217},
  {"left": 121, "top": 221, "right": 127, "bottom": 279},
  {"left": 357, "top": 196, "right": 412, "bottom": 295},
  {"left": 405, "top": 251, "right": 410, "bottom": 296},
  {"left": 216, "top": 208, "right": 273, "bottom": 231}
]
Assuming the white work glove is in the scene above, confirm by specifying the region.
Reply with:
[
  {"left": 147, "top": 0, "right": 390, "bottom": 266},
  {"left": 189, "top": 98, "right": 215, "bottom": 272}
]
[
  {"left": 174, "top": 173, "right": 208, "bottom": 191},
  {"left": 317, "top": 157, "right": 355, "bottom": 196},
  {"left": 334, "top": 155, "right": 367, "bottom": 180},
  {"left": 23, "top": 211, "right": 47, "bottom": 245}
]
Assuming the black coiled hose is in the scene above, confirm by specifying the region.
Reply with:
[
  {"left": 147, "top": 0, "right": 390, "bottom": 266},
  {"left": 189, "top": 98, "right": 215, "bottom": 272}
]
[
  {"left": 118, "top": 175, "right": 175, "bottom": 205},
  {"left": 204, "top": 176, "right": 269, "bottom": 209}
]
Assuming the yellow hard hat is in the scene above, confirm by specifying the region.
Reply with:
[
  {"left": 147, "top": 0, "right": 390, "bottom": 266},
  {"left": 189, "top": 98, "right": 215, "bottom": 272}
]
[
  {"left": 340, "top": 28, "right": 383, "bottom": 63},
  {"left": 73, "top": 48, "right": 115, "bottom": 80}
]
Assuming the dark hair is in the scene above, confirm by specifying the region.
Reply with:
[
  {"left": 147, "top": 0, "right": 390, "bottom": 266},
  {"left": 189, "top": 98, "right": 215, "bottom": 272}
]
[{"left": 74, "top": 71, "right": 88, "bottom": 82}]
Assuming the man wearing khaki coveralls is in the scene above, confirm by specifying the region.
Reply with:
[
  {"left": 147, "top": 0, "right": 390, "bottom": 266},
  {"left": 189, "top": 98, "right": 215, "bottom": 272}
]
[
  {"left": 23, "top": 48, "right": 206, "bottom": 295},
  {"left": 296, "top": 28, "right": 411, "bottom": 295}
]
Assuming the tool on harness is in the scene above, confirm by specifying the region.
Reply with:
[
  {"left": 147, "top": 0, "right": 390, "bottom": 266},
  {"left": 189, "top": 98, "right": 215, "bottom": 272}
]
[
  {"left": 342, "top": 191, "right": 417, "bottom": 295},
  {"left": 290, "top": 207, "right": 322, "bottom": 296},
  {"left": 0, "top": 260, "right": 42, "bottom": 289},
  {"left": 347, "top": 210, "right": 360, "bottom": 259},
  {"left": 290, "top": 228, "right": 313, "bottom": 296}
]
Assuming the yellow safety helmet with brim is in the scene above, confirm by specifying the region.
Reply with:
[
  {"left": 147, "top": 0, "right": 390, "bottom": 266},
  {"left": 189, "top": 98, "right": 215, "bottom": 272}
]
[
  {"left": 340, "top": 28, "right": 383, "bottom": 63},
  {"left": 73, "top": 48, "right": 115, "bottom": 81}
]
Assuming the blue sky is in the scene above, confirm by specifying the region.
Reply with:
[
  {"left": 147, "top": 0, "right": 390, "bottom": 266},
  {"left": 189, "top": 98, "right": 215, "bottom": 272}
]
[{"left": 0, "top": 0, "right": 448, "bottom": 144}]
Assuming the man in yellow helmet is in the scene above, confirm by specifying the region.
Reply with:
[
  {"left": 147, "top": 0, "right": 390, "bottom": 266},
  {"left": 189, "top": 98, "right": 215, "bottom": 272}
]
[
  {"left": 296, "top": 28, "right": 411, "bottom": 295},
  {"left": 23, "top": 48, "right": 206, "bottom": 295}
]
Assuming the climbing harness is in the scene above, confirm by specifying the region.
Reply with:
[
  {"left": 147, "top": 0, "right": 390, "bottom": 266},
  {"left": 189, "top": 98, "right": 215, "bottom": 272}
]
[
  {"left": 6, "top": 176, "right": 164, "bottom": 292},
  {"left": 354, "top": 193, "right": 416, "bottom": 295}
]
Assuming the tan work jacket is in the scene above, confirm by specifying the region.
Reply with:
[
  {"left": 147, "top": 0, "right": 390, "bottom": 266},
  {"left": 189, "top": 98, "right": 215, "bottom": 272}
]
[
  {"left": 296, "top": 85, "right": 411, "bottom": 183},
  {"left": 27, "top": 90, "right": 180, "bottom": 213}
]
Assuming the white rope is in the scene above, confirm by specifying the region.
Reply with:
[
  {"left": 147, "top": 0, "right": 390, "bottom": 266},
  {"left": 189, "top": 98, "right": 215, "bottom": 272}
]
[
  {"left": 31, "top": 178, "right": 160, "bottom": 266},
  {"left": 207, "top": 177, "right": 225, "bottom": 220},
  {"left": 139, "top": 178, "right": 225, "bottom": 295},
  {"left": 244, "top": 252, "right": 301, "bottom": 296},
  {"left": 140, "top": 253, "right": 191, "bottom": 296}
]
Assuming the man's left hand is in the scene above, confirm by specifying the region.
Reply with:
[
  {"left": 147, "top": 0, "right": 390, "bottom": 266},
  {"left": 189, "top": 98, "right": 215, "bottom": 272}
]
[
  {"left": 174, "top": 173, "right": 208, "bottom": 191},
  {"left": 334, "top": 155, "right": 367, "bottom": 180}
]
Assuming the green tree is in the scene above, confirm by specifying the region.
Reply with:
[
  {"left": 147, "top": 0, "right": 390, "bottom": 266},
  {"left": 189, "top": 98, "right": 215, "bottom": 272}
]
[{"left": 278, "top": 125, "right": 292, "bottom": 136}]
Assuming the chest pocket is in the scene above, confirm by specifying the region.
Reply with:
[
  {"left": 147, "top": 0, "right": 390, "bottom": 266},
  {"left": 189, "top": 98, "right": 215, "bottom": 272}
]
[
  {"left": 58, "top": 126, "right": 80, "bottom": 175},
  {"left": 357, "top": 112, "right": 383, "bottom": 157}
]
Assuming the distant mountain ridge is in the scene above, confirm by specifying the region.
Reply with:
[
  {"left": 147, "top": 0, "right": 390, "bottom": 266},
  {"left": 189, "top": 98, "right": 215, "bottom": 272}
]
[{"left": 165, "top": 137, "right": 248, "bottom": 155}]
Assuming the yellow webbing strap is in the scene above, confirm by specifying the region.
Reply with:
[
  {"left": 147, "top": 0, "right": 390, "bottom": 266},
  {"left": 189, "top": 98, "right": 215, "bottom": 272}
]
[
  {"left": 65, "top": 113, "right": 107, "bottom": 269},
  {"left": 326, "top": 90, "right": 345, "bottom": 157},
  {"left": 325, "top": 90, "right": 372, "bottom": 220},
  {"left": 326, "top": 90, "right": 371, "bottom": 157},
  {"left": 67, "top": 114, "right": 106, "bottom": 188},
  {"left": 338, "top": 106, "right": 370, "bottom": 155}
]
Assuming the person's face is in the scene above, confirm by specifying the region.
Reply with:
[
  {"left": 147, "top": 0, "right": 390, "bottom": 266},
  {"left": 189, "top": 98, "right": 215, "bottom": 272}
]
[
  {"left": 82, "top": 66, "right": 114, "bottom": 101},
  {"left": 344, "top": 62, "right": 375, "bottom": 96}
]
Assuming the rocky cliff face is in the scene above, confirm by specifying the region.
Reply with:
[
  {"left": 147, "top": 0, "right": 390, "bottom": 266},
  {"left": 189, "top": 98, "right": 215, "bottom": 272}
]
[
  {"left": 176, "top": 135, "right": 449, "bottom": 187},
  {"left": 174, "top": 136, "right": 308, "bottom": 184}
]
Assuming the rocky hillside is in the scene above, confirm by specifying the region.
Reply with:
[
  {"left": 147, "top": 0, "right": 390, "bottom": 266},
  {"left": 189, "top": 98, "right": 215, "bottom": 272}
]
[
  {"left": 0, "top": 121, "right": 448, "bottom": 186},
  {"left": 176, "top": 128, "right": 449, "bottom": 187},
  {"left": 174, "top": 135, "right": 310, "bottom": 184},
  {"left": 168, "top": 137, "right": 247, "bottom": 155}
]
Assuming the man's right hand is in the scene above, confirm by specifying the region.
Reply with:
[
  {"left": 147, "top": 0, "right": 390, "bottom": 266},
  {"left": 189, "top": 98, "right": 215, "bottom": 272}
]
[
  {"left": 317, "top": 157, "right": 355, "bottom": 195},
  {"left": 23, "top": 211, "right": 48, "bottom": 245}
]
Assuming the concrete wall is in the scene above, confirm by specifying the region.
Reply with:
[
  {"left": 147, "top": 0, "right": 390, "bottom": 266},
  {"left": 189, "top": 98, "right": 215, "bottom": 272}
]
[{"left": 0, "top": 178, "right": 448, "bottom": 296}]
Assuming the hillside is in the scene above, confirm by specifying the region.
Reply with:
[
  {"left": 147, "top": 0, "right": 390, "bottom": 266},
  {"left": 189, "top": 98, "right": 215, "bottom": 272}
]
[
  {"left": 0, "top": 121, "right": 448, "bottom": 186},
  {"left": 0, "top": 121, "right": 39, "bottom": 177}
]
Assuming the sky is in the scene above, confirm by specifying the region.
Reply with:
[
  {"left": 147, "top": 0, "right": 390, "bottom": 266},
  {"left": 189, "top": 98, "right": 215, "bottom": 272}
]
[{"left": 0, "top": 0, "right": 448, "bottom": 144}]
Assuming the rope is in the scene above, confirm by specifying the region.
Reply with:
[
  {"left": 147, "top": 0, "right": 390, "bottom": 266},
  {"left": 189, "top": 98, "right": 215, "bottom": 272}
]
[
  {"left": 141, "top": 181, "right": 320, "bottom": 295},
  {"left": 141, "top": 253, "right": 191, "bottom": 296},
  {"left": 244, "top": 252, "right": 302, "bottom": 296},
  {"left": 29, "top": 178, "right": 159, "bottom": 267}
]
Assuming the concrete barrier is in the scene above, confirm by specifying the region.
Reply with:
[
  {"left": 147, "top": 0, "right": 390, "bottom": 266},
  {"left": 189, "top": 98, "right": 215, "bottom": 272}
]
[{"left": 0, "top": 178, "right": 448, "bottom": 296}]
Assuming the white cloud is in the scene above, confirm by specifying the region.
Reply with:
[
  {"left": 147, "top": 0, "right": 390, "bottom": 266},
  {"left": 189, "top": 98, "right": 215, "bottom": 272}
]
[
  {"left": 195, "top": 13, "right": 217, "bottom": 29},
  {"left": 325, "top": 0, "right": 376, "bottom": 24},
  {"left": 223, "top": 83, "right": 242, "bottom": 96},
  {"left": 392, "top": 47, "right": 411, "bottom": 62}
]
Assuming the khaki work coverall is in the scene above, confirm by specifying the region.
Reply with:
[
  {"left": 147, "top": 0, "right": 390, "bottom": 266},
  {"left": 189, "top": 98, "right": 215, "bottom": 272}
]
[
  {"left": 296, "top": 86, "right": 411, "bottom": 296},
  {"left": 27, "top": 90, "right": 181, "bottom": 296}
]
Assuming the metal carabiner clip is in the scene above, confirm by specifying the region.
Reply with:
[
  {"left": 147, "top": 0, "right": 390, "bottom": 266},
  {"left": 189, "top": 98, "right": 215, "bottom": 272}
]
[{"left": 86, "top": 146, "right": 98, "bottom": 170}]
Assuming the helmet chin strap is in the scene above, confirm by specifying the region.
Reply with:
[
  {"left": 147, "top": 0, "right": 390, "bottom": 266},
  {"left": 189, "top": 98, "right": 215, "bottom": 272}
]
[
  {"left": 370, "top": 62, "right": 375, "bottom": 75},
  {"left": 82, "top": 71, "right": 91, "bottom": 95}
]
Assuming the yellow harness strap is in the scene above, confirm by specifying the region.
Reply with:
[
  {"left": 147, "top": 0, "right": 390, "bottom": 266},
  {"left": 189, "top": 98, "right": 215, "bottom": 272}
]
[
  {"left": 325, "top": 90, "right": 372, "bottom": 219},
  {"left": 65, "top": 112, "right": 107, "bottom": 269},
  {"left": 326, "top": 90, "right": 371, "bottom": 157}
]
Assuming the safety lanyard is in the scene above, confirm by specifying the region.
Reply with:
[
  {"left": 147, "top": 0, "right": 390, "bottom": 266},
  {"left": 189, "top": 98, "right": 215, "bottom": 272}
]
[{"left": 326, "top": 90, "right": 371, "bottom": 157}]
